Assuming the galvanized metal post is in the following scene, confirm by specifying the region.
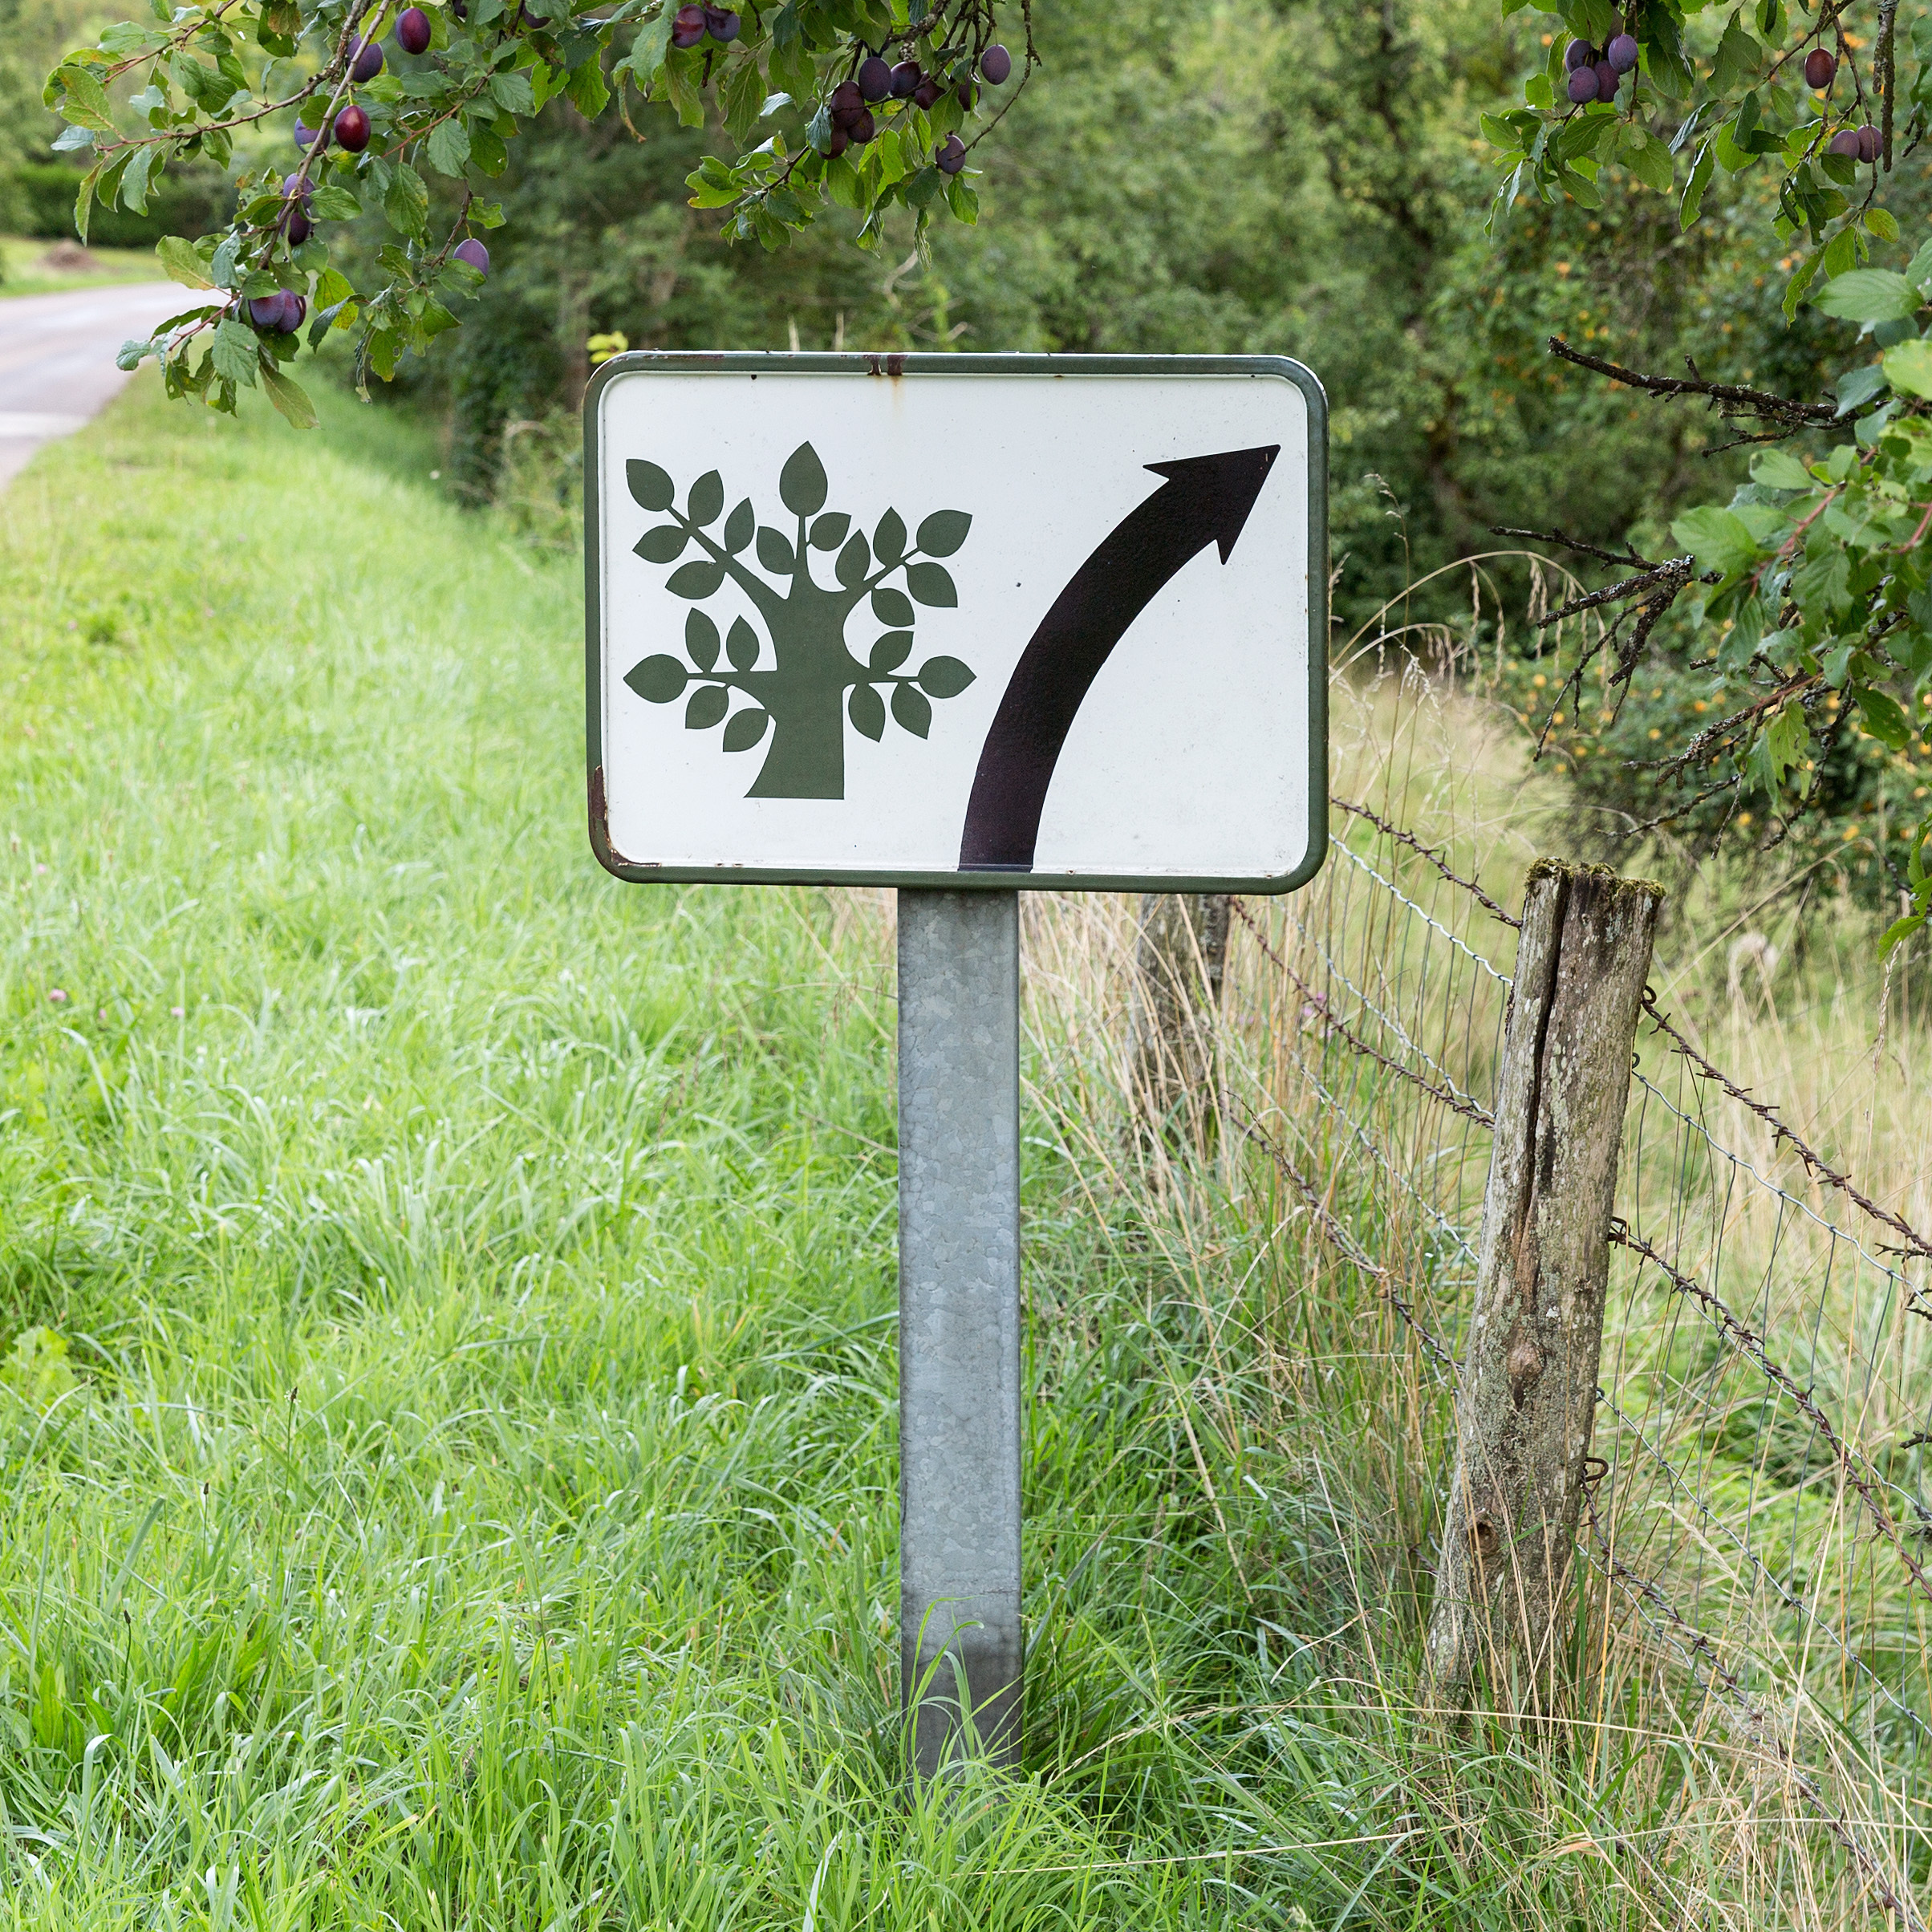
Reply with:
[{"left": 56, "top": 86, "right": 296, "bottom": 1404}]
[{"left": 896, "top": 887, "right": 1023, "bottom": 1777}]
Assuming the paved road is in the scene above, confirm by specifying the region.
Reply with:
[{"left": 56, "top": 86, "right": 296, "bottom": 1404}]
[{"left": 0, "top": 282, "right": 192, "bottom": 490}]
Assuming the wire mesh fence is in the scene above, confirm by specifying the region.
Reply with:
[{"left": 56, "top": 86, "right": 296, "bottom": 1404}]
[
  {"left": 1010, "top": 660, "right": 1932, "bottom": 1924},
  {"left": 1222, "top": 806, "right": 1932, "bottom": 1922}
]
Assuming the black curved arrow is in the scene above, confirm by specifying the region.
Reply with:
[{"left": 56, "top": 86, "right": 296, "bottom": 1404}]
[{"left": 957, "top": 444, "right": 1280, "bottom": 871}]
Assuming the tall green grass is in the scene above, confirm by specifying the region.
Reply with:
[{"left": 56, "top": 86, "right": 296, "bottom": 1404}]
[{"left": 0, "top": 380, "right": 1903, "bottom": 1929}]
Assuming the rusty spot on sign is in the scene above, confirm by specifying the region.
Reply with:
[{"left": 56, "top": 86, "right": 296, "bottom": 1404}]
[{"left": 588, "top": 764, "right": 639, "bottom": 877}]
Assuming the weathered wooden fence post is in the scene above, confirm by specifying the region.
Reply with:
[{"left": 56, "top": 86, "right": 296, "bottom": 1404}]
[
  {"left": 1427, "top": 859, "right": 1662, "bottom": 1703},
  {"left": 1126, "top": 892, "right": 1230, "bottom": 1146}
]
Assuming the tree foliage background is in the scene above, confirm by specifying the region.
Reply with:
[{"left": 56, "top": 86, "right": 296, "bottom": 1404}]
[{"left": 6, "top": 0, "right": 1922, "bottom": 920}]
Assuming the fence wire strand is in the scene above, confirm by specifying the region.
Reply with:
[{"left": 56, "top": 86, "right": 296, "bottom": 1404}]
[{"left": 1194, "top": 806, "right": 1932, "bottom": 1926}]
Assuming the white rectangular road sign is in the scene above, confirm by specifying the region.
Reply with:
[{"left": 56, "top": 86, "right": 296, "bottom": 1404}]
[{"left": 585, "top": 353, "right": 1325, "bottom": 893}]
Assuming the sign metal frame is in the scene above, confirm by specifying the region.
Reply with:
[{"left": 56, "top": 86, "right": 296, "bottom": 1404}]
[{"left": 583, "top": 350, "right": 1328, "bottom": 895}]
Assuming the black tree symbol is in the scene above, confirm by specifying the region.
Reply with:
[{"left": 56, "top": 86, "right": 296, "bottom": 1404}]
[{"left": 623, "top": 441, "right": 976, "bottom": 800}]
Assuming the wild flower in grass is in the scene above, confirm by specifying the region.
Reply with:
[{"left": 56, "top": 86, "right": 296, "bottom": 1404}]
[{"left": 47, "top": 988, "right": 67, "bottom": 1005}]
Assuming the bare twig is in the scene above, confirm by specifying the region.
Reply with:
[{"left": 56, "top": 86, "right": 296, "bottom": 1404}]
[
  {"left": 1489, "top": 525, "right": 1652, "bottom": 572},
  {"left": 1536, "top": 556, "right": 1699, "bottom": 629},
  {"left": 1548, "top": 336, "right": 1837, "bottom": 427}
]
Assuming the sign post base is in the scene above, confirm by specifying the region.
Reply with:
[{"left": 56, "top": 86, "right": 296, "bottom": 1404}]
[{"left": 897, "top": 887, "right": 1023, "bottom": 1778}]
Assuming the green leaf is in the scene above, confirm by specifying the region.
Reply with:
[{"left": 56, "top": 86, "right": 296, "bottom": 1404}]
[
  {"left": 55, "top": 63, "right": 116, "bottom": 130},
  {"left": 1709, "top": 13, "right": 1762, "bottom": 93},
  {"left": 662, "top": 48, "right": 704, "bottom": 127},
  {"left": 779, "top": 442, "right": 828, "bottom": 515},
  {"left": 1680, "top": 140, "right": 1715, "bottom": 229},
  {"left": 1856, "top": 688, "right": 1911, "bottom": 749},
  {"left": 1820, "top": 225, "right": 1861, "bottom": 280},
  {"left": 624, "top": 10, "right": 674, "bottom": 83},
  {"left": 836, "top": 534, "right": 871, "bottom": 587},
  {"left": 870, "top": 631, "right": 913, "bottom": 673},
  {"left": 874, "top": 509, "right": 907, "bottom": 565},
  {"left": 1621, "top": 126, "right": 1674, "bottom": 193},
  {"left": 872, "top": 586, "right": 915, "bottom": 627},
  {"left": 724, "top": 499, "right": 755, "bottom": 553},
  {"left": 308, "top": 185, "right": 363, "bottom": 221},
  {"left": 721, "top": 708, "right": 770, "bottom": 753},
  {"left": 119, "top": 144, "right": 158, "bottom": 215},
  {"left": 489, "top": 69, "right": 536, "bottom": 115},
  {"left": 635, "top": 525, "right": 689, "bottom": 563},
  {"left": 426, "top": 118, "right": 472, "bottom": 178},
  {"left": 720, "top": 54, "right": 765, "bottom": 144},
  {"left": 891, "top": 682, "right": 932, "bottom": 738},
  {"left": 686, "top": 610, "right": 720, "bottom": 672},
  {"left": 808, "top": 513, "right": 850, "bottom": 550},
  {"left": 627, "top": 460, "right": 676, "bottom": 510},
  {"left": 915, "top": 509, "right": 971, "bottom": 558},
  {"left": 848, "top": 682, "right": 886, "bottom": 741},
  {"left": 665, "top": 560, "right": 725, "bottom": 599},
  {"left": 726, "top": 617, "right": 761, "bottom": 671},
  {"left": 825, "top": 154, "right": 863, "bottom": 209},
  {"left": 155, "top": 234, "right": 213, "bottom": 290},
  {"left": 756, "top": 526, "right": 795, "bottom": 574},
  {"left": 73, "top": 162, "right": 102, "bottom": 246},
  {"left": 566, "top": 56, "right": 610, "bottom": 118},
  {"left": 1782, "top": 249, "right": 1822, "bottom": 323},
  {"left": 209, "top": 316, "right": 259, "bottom": 388},
  {"left": 905, "top": 562, "right": 956, "bottom": 607},
  {"left": 0, "top": 1330, "right": 77, "bottom": 1414},
  {"left": 470, "top": 124, "right": 509, "bottom": 175},
  {"left": 1835, "top": 363, "right": 1890, "bottom": 415},
  {"left": 1906, "top": 237, "right": 1932, "bottom": 297},
  {"left": 1790, "top": 543, "right": 1850, "bottom": 622},
  {"left": 384, "top": 164, "right": 430, "bottom": 240},
  {"left": 625, "top": 655, "right": 688, "bottom": 702},
  {"left": 916, "top": 655, "right": 975, "bottom": 699},
  {"left": 1749, "top": 448, "right": 1812, "bottom": 489},
  {"left": 688, "top": 470, "right": 724, "bottom": 525},
  {"left": 1812, "top": 269, "right": 1921, "bottom": 322},
  {"left": 258, "top": 360, "right": 317, "bottom": 428},
  {"left": 1746, "top": 697, "right": 1809, "bottom": 792},
  {"left": 685, "top": 684, "right": 729, "bottom": 730},
  {"left": 1864, "top": 207, "right": 1900, "bottom": 243},
  {"left": 1879, "top": 909, "right": 1929, "bottom": 957},
  {"left": 1882, "top": 340, "right": 1932, "bottom": 400},
  {"left": 1670, "top": 505, "right": 1759, "bottom": 576}
]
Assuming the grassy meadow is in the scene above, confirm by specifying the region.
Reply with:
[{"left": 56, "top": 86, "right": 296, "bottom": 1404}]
[
  {"left": 0, "top": 237, "right": 160, "bottom": 298},
  {"left": 2, "top": 377, "right": 1928, "bottom": 1930}
]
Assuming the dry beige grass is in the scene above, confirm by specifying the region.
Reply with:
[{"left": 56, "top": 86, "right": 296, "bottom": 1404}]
[{"left": 988, "top": 638, "right": 1932, "bottom": 1930}]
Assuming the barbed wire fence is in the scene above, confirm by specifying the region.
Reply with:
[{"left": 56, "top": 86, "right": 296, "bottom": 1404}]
[
  {"left": 1216, "top": 794, "right": 1932, "bottom": 1924},
  {"left": 1013, "top": 700, "right": 1931, "bottom": 1924}
]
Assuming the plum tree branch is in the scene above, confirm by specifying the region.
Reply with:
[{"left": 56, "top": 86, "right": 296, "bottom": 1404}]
[
  {"left": 1547, "top": 335, "right": 1837, "bottom": 428},
  {"left": 1489, "top": 524, "right": 1652, "bottom": 571},
  {"left": 1536, "top": 556, "right": 1701, "bottom": 628}
]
